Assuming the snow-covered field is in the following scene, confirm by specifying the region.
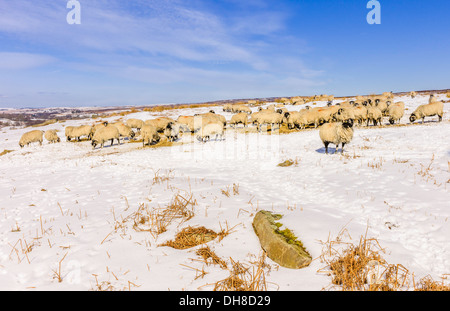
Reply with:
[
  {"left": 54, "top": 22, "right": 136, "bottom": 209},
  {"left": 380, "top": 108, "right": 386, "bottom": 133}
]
[{"left": 0, "top": 94, "right": 449, "bottom": 291}]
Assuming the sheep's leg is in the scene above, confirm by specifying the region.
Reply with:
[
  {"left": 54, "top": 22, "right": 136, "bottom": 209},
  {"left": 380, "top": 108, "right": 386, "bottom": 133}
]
[
  {"left": 324, "top": 142, "right": 329, "bottom": 154},
  {"left": 438, "top": 115, "right": 442, "bottom": 122},
  {"left": 341, "top": 143, "right": 346, "bottom": 154}
]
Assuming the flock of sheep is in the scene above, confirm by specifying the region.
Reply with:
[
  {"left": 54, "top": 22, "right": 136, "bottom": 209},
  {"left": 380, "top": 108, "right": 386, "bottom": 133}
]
[{"left": 17, "top": 91, "right": 446, "bottom": 154}]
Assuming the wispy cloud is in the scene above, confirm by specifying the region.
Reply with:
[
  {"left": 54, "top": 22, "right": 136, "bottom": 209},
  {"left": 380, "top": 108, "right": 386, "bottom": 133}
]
[{"left": 0, "top": 0, "right": 325, "bottom": 106}]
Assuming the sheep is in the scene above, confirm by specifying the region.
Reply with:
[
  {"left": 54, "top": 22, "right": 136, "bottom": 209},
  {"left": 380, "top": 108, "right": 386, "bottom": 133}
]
[
  {"left": 231, "top": 105, "right": 252, "bottom": 114},
  {"left": 113, "top": 123, "right": 135, "bottom": 142},
  {"left": 164, "top": 122, "right": 182, "bottom": 142},
  {"left": 387, "top": 102, "right": 405, "bottom": 125},
  {"left": 194, "top": 112, "right": 227, "bottom": 127},
  {"left": 177, "top": 115, "right": 195, "bottom": 132},
  {"left": 126, "top": 118, "right": 144, "bottom": 130},
  {"left": 366, "top": 106, "right": 383, "bottom": 126},
  {"left": 409, "top": 101, "right": 444, "bottom": 123},
  {"left": 196, "top": 122, "right": 225, "bottom": 142},
  {"left": 19, "top": 130, "right": 43, "bottom": 148},
  {"left": 375, "top": 100, "right": 389, "bottom": 116},
  {"left": 223, "top": 104, "right": 233, "bottom": 112},
  {"left": 91, "top": 125, "right": 121, "bottom": 149},
  {"left": 409, "top": 91, "right": 417, "bottom": 98},
  {"left": 141, "top": 124, "right": 161, "bottom": 146},
  {"left": 89, "top": 122, "right": 108, "bottom": 138},
  {"left": 229, "top": 112, "right": 249, "bottom": 128},
  {"left": 66, "top": 125, "right": 93, "bottom": 141},
  {"left": 332, "top": 107, "right": 355, "bottom": 124},
  {"left": 44, "top": 129, "right": 60, "bottom": 144},
  {"left": 298, "top": 109, "right": 322, "bottom": 129},
  {"left": 428, "top": 94, "right": 439, "bottom": 104},
  {"left": 319, "top": 119, "right": 354, "bottom": 154},
  {"left": 145, "top": 117, "right": 175, "bottom": 132},
  {"left": 254, "top": 111, "right": 283, "bottom": 132},
  {"left": 352, "top": 105, "right": 368, "bottom": 125}
]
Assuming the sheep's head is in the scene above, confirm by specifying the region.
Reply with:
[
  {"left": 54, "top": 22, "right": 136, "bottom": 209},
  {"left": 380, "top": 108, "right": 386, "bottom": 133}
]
[
  {"left": 342, "top": 119, "right": 354, "bottom": 128},
  {"left": 284, "top": 112, "right": 291, "bottom": 119},
  {"left": 91, "top": 139, "right": 98, "bottom": 148},
  {"left": 389, "top": 118, "right": 395, "bottom": 125},
  {"left": 409, "top": 114, "right": 417, "bottom": 123}
]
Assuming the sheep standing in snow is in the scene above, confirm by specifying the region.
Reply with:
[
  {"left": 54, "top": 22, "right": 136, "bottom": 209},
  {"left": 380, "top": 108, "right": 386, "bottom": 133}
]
[
  {"left": 91, "top": 125, "right": 121, "bottom": 149},
  {"left": 387, "top": 102, "right": 405, "bottom": 125},
  {"left": 141, "top": 124, "right": 160, "bottom": 146},
  {"left": 145, "top": 117, "right": 176, "bottom": 133},
  {"left": 164, "top": 122, "right": 182, "bottom": 142},
  {"left": 409, "top": 91, "right": 417, "bottom": 98},
  {"left": 19, "top": 130, "right": 44, "bottom": 148},
  {"left": 254, "top": 111, "right": 283, "bottom": 132},
  {"left": 409, "top": 101, "right": 444, "bottom": 123},
  {"left": 196, "top": 122, "right": 225, "bottom": 142},
  {"left": 65, "top": 125, "right": 93, "bottom": 141},
  {"left": 126, "top": 118, "right": 144, "bottom": 131},
  {"left": 113, "top": 123, "right": 135, "bottom": 143},
  {"left": 366, "top": 106, "right": 383, "bottom": 126},
  {"left": 319, "top": 119, "right": 354, "bottom": 154},
  {"left": 230, "top": 112, "right": 249, "bottom": 128},
  {"left": 44, "top": 129, "right": 60, "bottom": 143}
]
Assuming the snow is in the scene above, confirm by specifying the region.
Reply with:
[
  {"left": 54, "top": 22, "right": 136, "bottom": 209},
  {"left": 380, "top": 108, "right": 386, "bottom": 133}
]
[{"left": 0, "top": 94, "right": 449, "bottom": 291}]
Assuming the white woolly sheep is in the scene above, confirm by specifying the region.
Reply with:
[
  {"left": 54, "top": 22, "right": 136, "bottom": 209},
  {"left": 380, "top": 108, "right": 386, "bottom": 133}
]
[
  {"left": 230, "top": 112, "right": 249, "bottom": 128},
  {"left": 319, "top": 119, "right": 354, "bottom": 154},
  {"left": 177, "top": 115, "right": 195, "bottom": 132},
  {"left": 196, "top": 122, "right": 225, "bottom": 142},
  {"left": 366, "top": 106, "right": 383, "bottom": 126},
  {"left": 44, "top": 129, "right": 60, "bottom": 144},
  {"left": 19, "top": 130, "right": 43, "bottom": 148},
  {"left": 126, "top": 118, "right": 144, "bottom": 130},
  {"left": 66, "top": 125, "right": 93, "bottom": 141},
  {"left": 141, "top": 124, "right": 161, "bottom": 146},
  {"left": 254, "top": 111, "right": 283, "bottom": 132},
  {"left": 409, "top": 91, "right": 417, "bottom": 98},
  {"left": 409, "top": 101, "right": 444, "bottom": 123},
  {"left": 113, "top": 123, "right": 135, "bottom": 142},
  {"left": 91, "top": 126, "right": 121, "bottom": 149},
  {"left": 387, "top": 102, "right": 405, "bottom": 125},
  {"left": 145, "top": 117, "right": 175, "bottom": 132}
]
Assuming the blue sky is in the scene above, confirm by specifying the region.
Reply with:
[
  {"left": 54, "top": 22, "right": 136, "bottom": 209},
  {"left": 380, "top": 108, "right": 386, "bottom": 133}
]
[{"left": 0, "top": 0, "right": 449, "bottom": 108}]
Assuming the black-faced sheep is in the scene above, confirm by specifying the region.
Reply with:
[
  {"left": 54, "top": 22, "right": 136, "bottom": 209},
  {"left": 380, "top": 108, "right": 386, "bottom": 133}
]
[
  {"left": 19, "top": 130, "right": 44, "bottom": 148},
  {"left": 409, "top": 101, "right": 444, "bottom": 123},
  {"left": 387, "top": 102, "right": 405, "bottom": 125},
  {"left": 196, "top": 122, "right": 224, "bottom": 142},
  {"left": 91, "top": 126, "right": 121, "bottom": 149},
  {"left": 230, "top": 113, "right": 249, "bottom": 128},
  {"left": 319, "top": 119, "right": 354, "bottom": 154},
  {"left": 44, "top": 129, "right": 60, "bottom": 144}
]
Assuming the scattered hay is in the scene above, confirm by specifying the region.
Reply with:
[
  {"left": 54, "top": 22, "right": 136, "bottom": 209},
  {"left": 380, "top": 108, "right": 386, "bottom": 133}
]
[
  {"left": 212, "top": 253, "right": 270, "bottom": 291},
  {"left": 414, "top": 275, "right": 450, "bottom": 291},
  {"left": 277, "top": 158, "right": 299, "bottom": 167},
  {"left": 196, "top": 245, "right": 227, "bottom": 269},
  {"left": 0, "top": 149, "right": 13, "bottom": 156},
  {"left": 160, "top": 226, "right": 218, "bottom": 250},
  {"left": 318, "top": 229, "right": 411, "bottom": 291},
  {"left": 133, "top": 192, "right": 196, "bottom": 236}
]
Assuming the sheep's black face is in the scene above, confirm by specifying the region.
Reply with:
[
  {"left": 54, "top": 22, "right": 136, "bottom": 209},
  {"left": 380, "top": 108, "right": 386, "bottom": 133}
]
[
  {"left": 389, "top": 119, "right": 395, "bottom": 125},
  {"left": 284, "top": 112, "right": 290, "bottom": 119},
  {"left": 409, "top": 114, "right": 417, "bottom": 122},
  {"left": 343, "top": 119, "right": 354, "bottom": 128}
]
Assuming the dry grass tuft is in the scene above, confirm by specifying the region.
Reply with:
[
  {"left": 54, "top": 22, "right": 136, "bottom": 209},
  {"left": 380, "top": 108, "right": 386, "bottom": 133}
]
[
  {"left": 414, "top": 275, "right": 450, "bottom": 291},
  {"left": 213, "top": 253, "right": 270, "bottom": 291},
  {"left": 160, "top": 226, "right": 218, "bottom": 249},
  {"left": 196, "top": 245, "right": 228, "bottom": 269},
  {"left": 318, "top": 229, "right": 410, "bottom": 291},
  {"left": 0, "top": 149, "right": 13, "bottom": 156},
  {"left": 133, "top": 192, "right": 196, "bottom": 236}
]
